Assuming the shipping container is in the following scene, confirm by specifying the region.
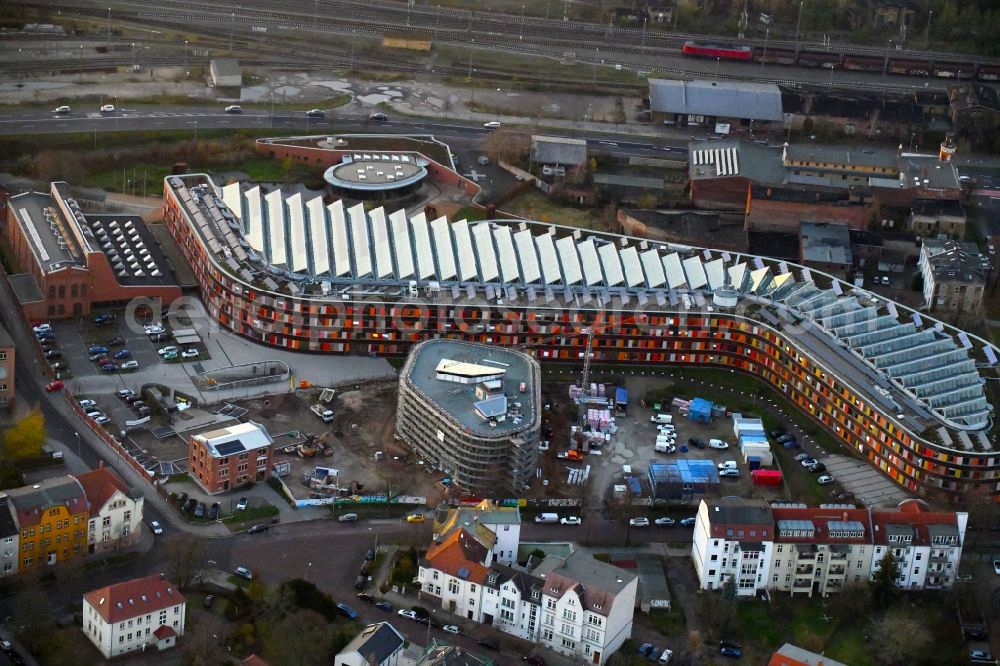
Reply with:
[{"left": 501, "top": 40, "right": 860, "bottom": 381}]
[{"left": 751, "top": 469, "right": 783, "bottom": 486}]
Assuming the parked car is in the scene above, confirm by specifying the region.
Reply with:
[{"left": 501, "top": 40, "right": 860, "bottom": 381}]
[
  {"left": 970, "top": 649, "right": 994, "bottom": 662},
  {"left": 688, "top": 438, "right": 706, "bottom": 449},
  {"left": 477, "top": 639, "right": 499, "bottom": 651},
  {"left": 236, "top": 497, "right": 248, "bottom": 511},
  {"left": 708, "top": 439, "right": 729, "bottom": 450},
  {"left": 163, "top": 351, "right": 178, "bottom": 361},
  {"left": 654, "top": 517, "right": 675, "bottom": 526},
  {"left": 175, "top": 492, "right": 188, "bottom": 507},
  {"left": 638, "top": 644, "right": 653, "bottom": 657},
  {"left": 799, "top": 457, "right": 818, "bottom": 468},
  {"left": 679, "top": 517, "right": 696, "bottom": 527},
  {"left": 35, "top": 330, "right": 54, "bottom": 340},
  {"left": 117, "top": 388, "right": 134, "bottom": 399},
  {"left": 817, "top": 474, "right": 835, "bottom": 485},
  {"left": 183, "top": 498, "right": 198, "bottom": 513},
  {"left": 182, "top": 348, "right": 199, "bottom": 359},
  {"left": 629, "top": 517, "right": 650, "bottom": 527},
  {"left": 247, "top": 524, "right": 269, "bottom": 534},
  {"left": 100, "top": 104, "right": 115, "bottom": 113},
  {"left": 560, "top": 516, "right": 582, "bottom": 525},
  {"left": 234, "top": 566, "right": 253, "bottom": 580},
  {"left": 719, "top": 641, "right": 742, "bottom": 651},
  {"left": 719, "top": 468, "right": 740, "bottom": 478},
  {"left": 339, "top": 513, "right": 359, "bottom": 522},
  {"left": 114, "top": 349, "right": 131, "bottom": 359},
  {"left": 88, "top": 345, "right": 109, "bottom": 355},
  {"left": 44, "top": 349, "right": 63, "bottom": 359},
  {"left": 720, "top": 646, "right": 742, "bottom": 659},
  {"left": 208, "top": 502, "right": 220, "bottom": 520},
  {"left": 782, "top": 439, "right": 800, "bottom": 449},
  {"left": 32, "top": 323, "right": 51, "bottom": 334},
  {"left": 718, "top": 461, "right": 738, "bottom": 470},
  {"left": 93, "top": 313, "right": 113, "bottom": 326},
  {"left": 194, "top": 503, "right": 206, "bottom": 518},
  {"left": 992, "top": 559, "right": 1000, "bottom": 575},
  {"left": 355, "top": 575, "right": 367, "bottom": 590},
  {"left": 121, "top": 360, "right": 139, "bottom": 370},
  {"left": 145, "top": 325, "right": 165, "bottom": 335},
  {"left": 397, "top": 609, "right": 418, "bottom": 620},
  {"left": 101, "top": 363, "right": 118, "bottom": 373},
  {"left": 794, "top": 453, "right": 812, "bottom": 462},
  {"left": 776, "top": 434, "right": 797, "bottom": 444},
  {"left": 157, "top": 346, "right": 179, "bottom": 356},
  {"left": 94, "top": 415, "right": 111, "bottom": 425},
  {"left": 78, "top": 399, "right": 97, "bottom": 408},
  {"left": 375, "top": 600, "right": 394, "bottom": 612},
  {"left": 523, "top": 656, "right": 545, "bottom": 666},
  {"left": 442, "top": 624, "right": 460, "bottom": 634},
  {"left": 806, "top": 462, "right": 826, "bottom": 473},
  {"left": 648, "top": 648, "right": 661, "bottom": 662},
  {"left": 658, "top": 648, "right": 673, "bottom": 664},
  {"left": 148, "top": 520, "right": 163, "bottom": 535},
  {"left": 108, "top": 336, "right": 125, "bottom": 346},
  {"left": 357, "top": 592, "right": 375, "bottom": 603}
]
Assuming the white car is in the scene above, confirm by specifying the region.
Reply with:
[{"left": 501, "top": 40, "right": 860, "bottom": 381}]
[
  {"left": 708, "top": 439, "right": 729, "bottom": 450},
  {"left": 94, "top": 416, "right": 112, "bottom": 425},
  {"left": 158, "top": 346, "right": 179, "bottom": 356},
  {"left": 538, "top": 440, "right": 549, "bottom": 451},
  {"left": 629, "top": 517, "right": 649, "bottom": 527},
  {"left": 993, "top": 559, "right": 1000, "bottom": 576},
  {"left": 148, "top": 520, "right": 163, "bottom": 535},
  {"left": 78, "top": 399, "right": 97, "bottom": 408},
  {"left": 719, "top": 468, "right": 740, "bottom": 478},
  {"left": 32, "top": 323, "right": 51, "bottom": 334},
  {"left": 718, "top": 461, "right": 738, "bottom": 470},
  {"left": 225, "top": 105, "right": 242, "bottom": 113},
  {"left": 121, "top": 360, "right": 139, "bottom": 369},
  {"left": 181, "top": 348, "right": 200, "bottom": 359},
  {"left": 100, "top": 104, "right": 115, "bottom": 113},
  {"left": 442, "top": 624, "right": 460, "bottom": 634},
  {"left": 483, "top": 121, "right": 501, "bottom": 129},
  {"left": 145, "top": 325, "right": 165, "bottom": 335},
  {"left": 306, "top": 108, "right": 324, "bottom": 117},
  {"left": 560, "top": 516, "right": 582, "bottom": 526},
  {"left": 656, "top": 424, "right": 675, "bottom": 431},
  {"left": 54, "top": 105, "right": 71, "bottom": 114},
  {"left": 654, "top": 517, "right": 675, "bottom": 526},
  {"left": 397, "top": 609, "right": 418, "bottom": 620},
  {"left": 817, "top": 474, "right": 835, "bottom": 485}
]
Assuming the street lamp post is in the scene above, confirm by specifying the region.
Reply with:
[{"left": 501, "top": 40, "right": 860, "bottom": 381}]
[
  {"left": 107, "top": 6, "right": 111, "bottom": 49},
  {"left": 795, "top": 0, "right": 805, "bottom": 56},
  {"left": 305, "top": 561, "right": 313, "bottom": 582},
  {"left": 496, "top": 88, "right": 501, "bottom": 123},
  {"left": 74, "top": 432, "right": 81, "bottom": 458}
]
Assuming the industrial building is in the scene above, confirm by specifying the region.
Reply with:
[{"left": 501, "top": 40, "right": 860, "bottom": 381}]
[
  {"left": 4, "top": 182, "right": 180, "bottom": 320},
  {"left": 648, "top": 79, "right": 783, "bottom": 129},
  {"left": 397, "top": 340, "right": 541, "bottom": 494},
  {"left": 799, "top": 221, "right": 853, "bottom": 274},
  {"left": 648, "top": 460, "right": 719, "bottom": 500},
  {"left": 209, "top": 58, "right": 241, "bottom": 88},
  {"left": 161, "top": 166, "right": 1000, "bottom": 502}
]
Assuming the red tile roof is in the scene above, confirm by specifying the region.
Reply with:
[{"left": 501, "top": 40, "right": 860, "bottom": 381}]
[
  {"left": 153, "top": 625, "right": 176, "bottom": 640},
  {"left": 84, "top": 575, "right": 185, "bottom": 624},
  {"left": 425, "top": 528, "right": 490, "bottom": 584},
  {"left": 76, "top": 466, "right": 130, "bottom": 514},
  {"left": 770, "top": 506, "right": 872, "bottom": 545},
  {"left": 870, "top": 501, "right": 958, "bottom": 546}
]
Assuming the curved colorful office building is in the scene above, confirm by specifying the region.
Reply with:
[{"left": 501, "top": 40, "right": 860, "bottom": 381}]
[{"left": 162, "top": 173, "right": 1000, "bottom": 502}]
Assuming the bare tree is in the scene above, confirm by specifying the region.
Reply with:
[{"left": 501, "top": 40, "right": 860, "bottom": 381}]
[
  {"left": 162, "top": 535, "right": 206, "bottom": 589},
  {"left": 481, "top": 129, "right": 531, "bottom": 166},
  {"left": 869, "top": 607, "right": 930, "bottom": 665},
  {"left": 182, "top": 611, "right": 230, "bottom": 666},
  {"left": 264, "top": 609, "right": 332, "bottom": 666}
]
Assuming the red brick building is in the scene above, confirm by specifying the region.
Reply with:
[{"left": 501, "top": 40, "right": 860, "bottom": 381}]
[
  {"left": 3, "top": 182, "right": 181, "bottom": 320},
  {"left": 189, "top": 422, "right": 274, "bottom": 495}
]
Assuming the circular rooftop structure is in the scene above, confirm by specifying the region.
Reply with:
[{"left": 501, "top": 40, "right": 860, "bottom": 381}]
[{"left": 323, "top": 153, "right": 427, "bottom": 200}]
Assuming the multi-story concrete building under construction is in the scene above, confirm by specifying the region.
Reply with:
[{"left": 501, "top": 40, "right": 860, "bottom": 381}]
[
  {"left": 160, "top": 163, "right": 1000, "bottom": 503},
  {"left": 397, "top": 340, "right": 541, "bottom": 494}
]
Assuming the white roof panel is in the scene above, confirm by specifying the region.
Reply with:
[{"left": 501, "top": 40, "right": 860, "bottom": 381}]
[
  {"left": 536, "top": 233, "right": 562, "bottom": 284},
  {"left": 704, "top": 258, "right": 725, "bottom": 290},
  {"left": 453, "top": 219, "right": 478, "bottom": 282},
  {"left": 221, "top": 182, "right": 243, "bottom": 221},
  {"left": 578, "top": 239, "right": 603, "bottom": 286},
  {"left": 513, "top": 229, "right": 541, "bottom": 284},
  {"left": 244, "top": 186, "right": 265, "bottom": 253},
  {"left": 369, "top": 207, "right": 393, "bottom": 279},
  {"left": 286, "top": 193, "right": 309, "bottom": 273},
  {"left": 431, "top": 216, "right": 457, "bottom": 281},
  {"left": 328, "top": 200, "right": 351, "bottom": 277},
  {"left": 495, "top": 226, "right": 521, "bottom": 283},
  {"left": 348, "top": 203, "right": 372, "bottom": 278},
  {"left": 729, "top": 262, "right": 748, "bottom": 291},
  {"left": 598, "top": 242, "right": 625, "bottom": 286},
  {"left": 663, "top": 252, "right": 686, "bottom": 289},
  {"left": 472, "top": 222, "right": 499, "bottom": 282},
  {"left": 264, "top": 189, "right": 287, "bottom": 267},
  {"left": 682, "top": 256, "right": 708, "bottom": 289},
  {"left": 389, "top": 208, "right": 414, "bottom": 280},
  {"left": 619, "top": 246, "right": 644, "bottom": 288},
  {"left": 639, "top": 249, "right": 665, "bottom": 288},
  {"left": 555, "top": 235, "right": 582, "bottom": 285},
  {"left": 306, "top": 196, "right": 330, "bottom": 275},
  {"left": 410, "top": 212, "right": 435, "bottom": 280},
  {"left": 750, "top": 266, "right": 771, "bottom": 293}
]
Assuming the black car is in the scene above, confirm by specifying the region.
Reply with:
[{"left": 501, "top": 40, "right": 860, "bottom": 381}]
[
  {"left": 175, "top": 492, "right": 188, "bottom": 507},
  {"left": 194, "top": 502, "right": 206, "bottom": 518},
  {"left": 357, "top": 592, "right": 375, "bottom": 603},
  {"left": 44, "top": 349, "right": 62, "bottom": 359},
  {"left": 719, "top": 640, "right": 742, "bottom": 651},
  {"left": 477, "top": 639, "right": 499, "bottom": 651},
  {"left": 366, "top": 549, "right": 375, "bottom": 561},
  {"left": 208, "top": 502, "right": 220, "bottom": 520},
  {"left": 375, "top": 601, "right": 393, "bottom": 612},
  {"left": 355, "top": 575, "right": 367, "bottom": 590},
  {"left": 776, "top": 434, "right": 797, "bottom": 444},
  {"left": 807, "top": 462, "right": 826, "bottom": 473},
  {"left": 247, "top": 524, "right": 269, "bottom": 534},
  {"left": 108, "top": 337, "right": 125, "bottom": 346},
  {"left": 769, "top": 429, "right": 785, "bottom": 438},
  {"left": 203, "top": 595, "right": 215, "bottom": 608},
  {"left": 689, "top": 438, "right": 706, "bottom": 449}
]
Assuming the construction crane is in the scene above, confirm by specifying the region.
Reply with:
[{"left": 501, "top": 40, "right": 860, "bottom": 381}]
[{"left": 580, "top": 328, "right": 595, "bottom": 391}]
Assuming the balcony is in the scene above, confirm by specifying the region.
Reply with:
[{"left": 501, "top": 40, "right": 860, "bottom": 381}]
[
  {"left": 795, "top": 565, "right": 814, "bottom": 575},
  {"left": 796, "top": 551, "right": 817, "bottom": 562},
  {"left": 793, "top": 578, "right": 812, "bottom": 589},
  {"left": 828, "top": 566, "right": 847, "bottom": 576}
]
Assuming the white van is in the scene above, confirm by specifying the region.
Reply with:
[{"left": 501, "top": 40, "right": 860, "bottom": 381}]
[
  {"left": 650, "top": 413, "right": 672, "bottom": 424},
  {"left": 655, "top": 441, "right": 675, "bottom": 454},
  {"left": 534, "top": 513, "right": 559, "bottom": 524}
]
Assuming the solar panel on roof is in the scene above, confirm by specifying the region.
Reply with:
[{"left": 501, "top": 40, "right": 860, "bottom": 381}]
[
  {"left": 451, "top": 284, "right": 460, "bottom": 299},
  {"left": 389, "top": 209, "right": 414, "bottom": 279},
  {"left": 555, "top": 235, "right": 582, "bottom": 285},
  {"left": 453, "top": 220, "right": 477, "bottom": 281},
  {"left": 514, "top": 229, "right": 541, "bottom": 284},
  {"left": 753, "top": 257, "right": 765, "bottom": 270},
  {"left": 369, "top": 207, "right": 394, "bottom": 279},
  {"left": 527, "top": 286, "right": 537, "bottom": 301},
  {"left": 958, "top": 332, "right": 972, "bottom": 349},
  {"left": 466, "top": 285, "right": 476, "bottom": 299},
  {"left": 640, "top": 249, "right": 666, "bottom": 288},
  {"left": 535, "top": 233, "right": 561, "bottom": 285},
  {"left": 656, "top": 291, "right": 666, "bottom": 306},
  {"left": 663, "top": 253, "right": 686, "bottom": 289},
  {"left": 214, "top": 440, "right": 246, "bottom": 457},
  {"left": 457, "top": 566, "right": 472, "bottom": 579},
  {"left": 598, "top": 242, "right": 625, "bottom": 286},
  {"left": 779, "top": 261, "right": 788, "bottom": 274},
  {"left": 485, "top": 285, "right": 495, "bottom": 300},
  {"left": 887, "top": 302, "right": 898, "bottom": 317},
  {"left": 702, "top": 249, "right": 712, "bottom": 260},
  {"left": 831, "top": 281, "right": 843, "bottom": 295},
  {"left": 682, "top": 256, "right": 708, "bottom": 289},
  {"left": 493, "top": 225, "right": 520, "bottom": 283},
  {"left": 409, "top": 212, "right": 435, "bottom": 280},
  {"left": 348, "top": 203, "right": 371, "bottom": 277},
  {"left": 722, "top": 251, "right": 731, "bottom": 262},
  {"left": 286, "top": 193, "right": 309, "bottom": 273},
  {"left": 801, "top": 268, "right": 812, "bottom": 283},
  {"left": 986, "top": 346, "right": 998, "bottom": 365},
  {"left": 431, "top": 216, "right": 457, "bottom": 281},
  {"left": 619, "top": 246, "right": 644, "bottom": 287},
  {"left": 912, "top": 313, "right": 923, "bottom": 327}
]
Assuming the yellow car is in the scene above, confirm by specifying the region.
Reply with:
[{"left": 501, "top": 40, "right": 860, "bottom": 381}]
[{"left": 406, "top": 514, "right": 425, "bottom": 524}]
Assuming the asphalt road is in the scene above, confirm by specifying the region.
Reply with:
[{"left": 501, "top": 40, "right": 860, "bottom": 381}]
[{"left": 0, "top": 105, "right": 689, "bottom": 160}]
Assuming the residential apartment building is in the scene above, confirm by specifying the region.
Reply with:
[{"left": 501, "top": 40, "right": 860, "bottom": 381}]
[
  {"left": 692, "top": 498, "right": 967, "bottom": 598},
  {"left": 188, "top": 421, "right": 274, "bottom": 494},
  {"left": 0, "top": 495, "right": 19, "bottom": 577},
  {"left": 77, "top": 465, "right": 144, "bottom": 554},
  {"left": 0, "top": 321, "right": 15, "bottom": 409},
  {"left": 419, "top": 520, "right": 637, "bottom": 666},
  {"left": 335, "top": 622, "right": 405, "bottom": 666},
  {"left": 433, "top": 500, "right": 521, "bottom": 565},
  {"left": 83, "top": 574, "right": 186, "bottom": 658},
  {"left": 918, "top": 239, "right": 986, "bottom": 313},
  {"left": 6, "top": 476, "right": 88, "bottom": 571}
]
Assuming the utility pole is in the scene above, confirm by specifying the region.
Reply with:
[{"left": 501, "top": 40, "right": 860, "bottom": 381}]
[
  {"left": 106, "top": 6, "right": 111, "bottom": 49},
  {"left": 924, "top": 10, "right": 933, "bottom": 48},
  {"left": 795, "top": 0, "right": 804, "bottom": 57}
]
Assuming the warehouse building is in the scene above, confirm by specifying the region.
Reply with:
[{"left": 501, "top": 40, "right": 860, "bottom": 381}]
[
  {"left": 648, "top": 79, "right": 783, "bottom": 129},
  {"left": 397, "top": 340, "right": 541, "bottom": 494},
  {"left": 209, "top": 58, "right": 241, "bottom": 88},
  {"left": 648, "top": 460, "right": 719, "bottom": 500}
]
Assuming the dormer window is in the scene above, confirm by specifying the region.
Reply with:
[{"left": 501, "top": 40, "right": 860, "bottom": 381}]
[{"left": 531, "top": 590, "right": 540, "bottom": 599}]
